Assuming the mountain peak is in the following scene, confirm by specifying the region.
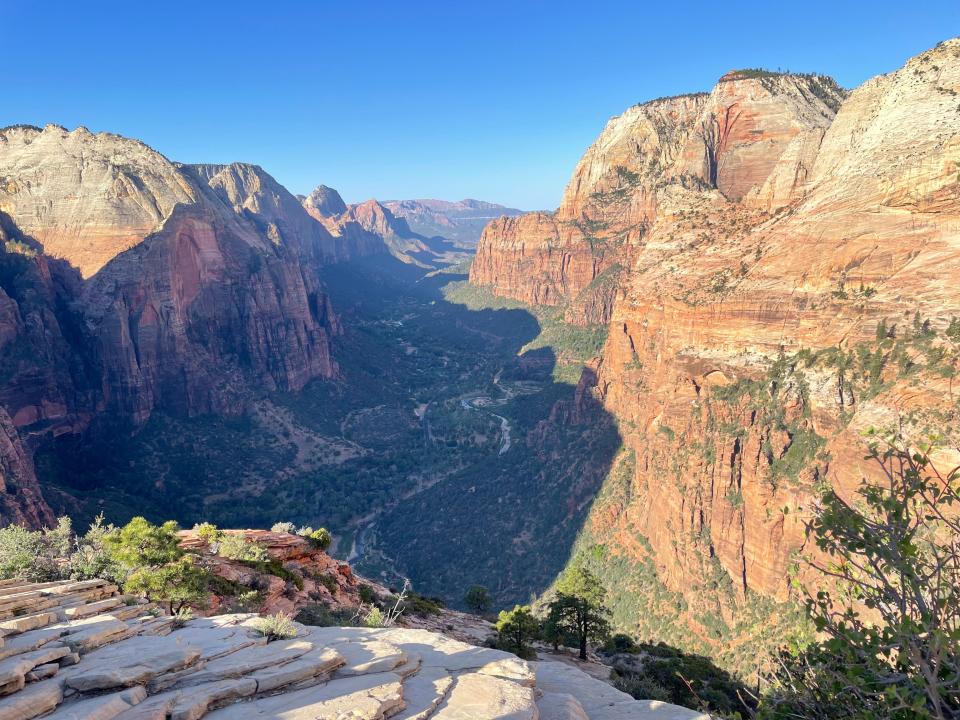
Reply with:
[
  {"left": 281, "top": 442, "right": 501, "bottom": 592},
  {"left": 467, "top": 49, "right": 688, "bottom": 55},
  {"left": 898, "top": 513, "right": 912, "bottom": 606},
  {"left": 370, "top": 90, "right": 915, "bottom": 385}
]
[{"left": 303, "top": 184, "right": 348, "bottom": 217}]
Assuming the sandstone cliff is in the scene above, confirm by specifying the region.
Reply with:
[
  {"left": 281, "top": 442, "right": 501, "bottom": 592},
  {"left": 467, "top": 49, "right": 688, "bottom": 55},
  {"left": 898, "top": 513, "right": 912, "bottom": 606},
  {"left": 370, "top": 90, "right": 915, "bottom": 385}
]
[
  {"left": 470, "top": 72, "right": 844, "bottom": 325},
  {"left": 472, "top": 39, "right": 960, "bottom": 665},
  {"left": 0, "top": 126, "right": 347, "bottom": 522}
]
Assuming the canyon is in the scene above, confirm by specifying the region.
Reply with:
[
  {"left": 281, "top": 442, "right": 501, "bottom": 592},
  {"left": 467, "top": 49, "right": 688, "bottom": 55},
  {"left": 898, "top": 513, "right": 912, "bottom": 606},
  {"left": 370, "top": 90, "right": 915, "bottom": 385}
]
[
  {"left": 0, "top": 34, "right": 957, "bottom": 696},
  {"left": 469, "top": 39, "right": 960, "bottom": 667}
]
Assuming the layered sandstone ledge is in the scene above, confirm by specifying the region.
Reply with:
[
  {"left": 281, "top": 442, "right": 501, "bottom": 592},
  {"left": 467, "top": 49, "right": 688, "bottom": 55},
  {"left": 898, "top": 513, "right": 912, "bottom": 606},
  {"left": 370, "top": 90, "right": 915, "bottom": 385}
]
[{"left": 0, "top": 579, "right": 705, "bottom": 720}]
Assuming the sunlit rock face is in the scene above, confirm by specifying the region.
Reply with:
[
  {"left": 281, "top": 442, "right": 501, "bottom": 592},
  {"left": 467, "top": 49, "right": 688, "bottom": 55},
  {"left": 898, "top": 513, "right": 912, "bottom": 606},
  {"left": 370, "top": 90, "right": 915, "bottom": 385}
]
[
  {"left": 470, "top": 70, "right": 843, "bottom": 325},
  {"left": 473, "top": 39, "right": 960, "bottom": 649}
]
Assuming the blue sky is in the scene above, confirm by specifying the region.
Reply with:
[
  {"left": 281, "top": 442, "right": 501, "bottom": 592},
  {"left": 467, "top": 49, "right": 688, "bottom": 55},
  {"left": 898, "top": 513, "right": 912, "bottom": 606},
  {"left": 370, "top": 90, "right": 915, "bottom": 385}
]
[{"left": 3, "top": 1, "right": 957, "bottom": 209}]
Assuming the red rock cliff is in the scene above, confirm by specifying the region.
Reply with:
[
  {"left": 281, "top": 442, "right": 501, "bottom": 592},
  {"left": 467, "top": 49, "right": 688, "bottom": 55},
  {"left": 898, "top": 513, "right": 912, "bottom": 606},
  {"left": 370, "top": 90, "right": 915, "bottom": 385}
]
[
  {"left": 474, "top": 39, "right": 960, "bottom": 651},
  {"left": 470, "top": 73, "right": 843, "bottom": 324},
  {"left": 0, "top": 127, "right": 348, "bottom": 521}
]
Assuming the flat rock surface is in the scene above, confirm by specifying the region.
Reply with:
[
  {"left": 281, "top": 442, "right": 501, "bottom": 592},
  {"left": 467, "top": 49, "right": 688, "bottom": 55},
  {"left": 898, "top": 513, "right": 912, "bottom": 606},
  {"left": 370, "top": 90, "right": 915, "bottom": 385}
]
[{"left": 0, "top": 579, "right": 709, "bottom": 719}]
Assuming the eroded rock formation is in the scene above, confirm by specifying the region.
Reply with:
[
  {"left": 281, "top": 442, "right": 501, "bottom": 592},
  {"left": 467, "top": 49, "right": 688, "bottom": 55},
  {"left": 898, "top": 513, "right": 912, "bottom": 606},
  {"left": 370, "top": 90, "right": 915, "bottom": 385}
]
[
  {"left": 0, "top": 577, "right": 704, "bottom": 720},
  {"left": 470, "top": 71, "right": 844, "bottom": 324},
  {"left": 471, "top": 39, "right": 960, "bottom": 660},
  {"left": 0, "top": 126, "right": 348, "bottom": 522}
]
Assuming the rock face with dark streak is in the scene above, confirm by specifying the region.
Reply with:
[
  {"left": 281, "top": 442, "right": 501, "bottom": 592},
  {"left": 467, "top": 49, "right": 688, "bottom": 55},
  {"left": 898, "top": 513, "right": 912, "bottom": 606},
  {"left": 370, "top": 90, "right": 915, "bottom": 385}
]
[
  {"left": 471, "top": 39, "right": 960, "bottom": 660},
  {"left": 470, "top": 72, "right": 843, "bottom": 325},
  {"left": 0, "top": 126, "right": 347, "bottom": 523}
]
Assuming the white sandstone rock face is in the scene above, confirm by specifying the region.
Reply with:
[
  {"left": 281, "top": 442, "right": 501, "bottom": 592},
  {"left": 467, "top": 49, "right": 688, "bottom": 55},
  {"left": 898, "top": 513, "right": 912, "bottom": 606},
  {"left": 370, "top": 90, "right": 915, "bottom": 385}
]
[
  {"left": 0, "top": 579, "right": 708, "bottom": 719},
  {"left": 0, "top": 125, "right": 197, "bottom": 277}
]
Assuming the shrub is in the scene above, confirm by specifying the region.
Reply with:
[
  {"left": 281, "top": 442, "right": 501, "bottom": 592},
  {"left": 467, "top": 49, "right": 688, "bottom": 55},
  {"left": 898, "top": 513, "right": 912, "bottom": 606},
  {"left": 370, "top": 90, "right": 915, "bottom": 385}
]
[
  {"left": 313, "top": 572, "right": 338, "bottom": 594},
  {"left": 294, "top": 604, "right": 359, "bottom": 627},
  {"left": 217, "top": 534, "right": 269, "bottom": 562},
  {"left": 759, "top": 435, "right": 960, "bottom": 719},
  {"left": 612, "top": 672, "right": 672, "bottom": 703},
  {"left": 495, "top": 605, "right": 539, "bottom": 659},
  {"left": 69, "top": 514, "right": 123, "bottom": 583},
  {"left": 193, "top": 522, "right": 222, "bottom": 545},
  {"left": 271, "top": 521, "right": 296, "bottom": 534},
  {"left": 363, "top": 607, "right": 386, "bottom": 628},
  {"left": 464, "top": 584, "right": 491, "bottom": 614},
  {"left": 298, "top": 527, "right": 332, "bottom": 551},
  {"left": 358, "top": 584, "right": 377, "bottom": 605},
  {"left": 0, "top": 517, "right": 72, "bottom": 581},
  {"left": 252, "top": 612, "right": 298, "bottom": 641}
]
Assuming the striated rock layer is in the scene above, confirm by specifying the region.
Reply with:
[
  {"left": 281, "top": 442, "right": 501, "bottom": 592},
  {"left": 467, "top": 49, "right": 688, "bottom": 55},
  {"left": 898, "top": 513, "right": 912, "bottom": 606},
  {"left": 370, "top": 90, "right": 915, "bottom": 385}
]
[
  {"left": 471, "top": 71, "right": 843, "bottom": 324},
  {"left": 0, "top": 578, "right": 704, "bottom": 720},
  {"left": 473, "top": 39, "right": 960, "bottom": 660}
]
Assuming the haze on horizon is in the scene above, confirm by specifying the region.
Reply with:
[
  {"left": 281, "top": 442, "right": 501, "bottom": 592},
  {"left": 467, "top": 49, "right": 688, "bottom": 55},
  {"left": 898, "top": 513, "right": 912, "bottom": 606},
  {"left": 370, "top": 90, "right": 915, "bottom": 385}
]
[{"left": 3, "top": 0, "right": 956, "bottom": 210}]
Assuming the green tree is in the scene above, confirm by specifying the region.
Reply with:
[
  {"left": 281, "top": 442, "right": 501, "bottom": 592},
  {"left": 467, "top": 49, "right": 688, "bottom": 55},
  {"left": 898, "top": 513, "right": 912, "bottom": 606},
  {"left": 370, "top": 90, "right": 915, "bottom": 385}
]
[
  {"left": 464, "top": 584, "right": 491, "bottom": 614},
  {"left": 69, "top": 514, "right": 123, "bottom": 583},
  {"left": 495, "top": 605, "right": 540, "bottom": 659},
  {"left": 762, "top": 434, "right": 960, "bottom": 719},
  {"left": 0, "top": 516, "right": 72, "bottom": 581},
  {"left": 548, "top": 563, "right": 611, "bottom": 660},
  {"left": 107, "top": 517, "right": 210, "bottom": 614}
]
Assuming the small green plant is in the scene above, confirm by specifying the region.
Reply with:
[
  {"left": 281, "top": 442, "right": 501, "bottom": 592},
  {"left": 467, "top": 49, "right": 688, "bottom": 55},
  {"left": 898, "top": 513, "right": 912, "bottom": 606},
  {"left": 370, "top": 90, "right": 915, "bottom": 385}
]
[
  {"left": 495, "top": 605, "right": 540, "bottom": 659},
  {"left": 193, "top": 522, "right": 222, "bottom": 545},
  {"left": 363, "top": 607, "right": 386, "bottom": 628},
  {"left": 252, "top": 612, "right": 298, "bottom": 641},
  {"left": 171, "top": 607, "right": 194, "bottom": 629},
  {"left": 464, "top": 584, "right": 492, "bottom": 614},
  {"left": 217, "top": 534, "right": 269, "bottom": 562},
  {"left": 297, "top": 526, "right": 332, "bottom": 551},
  {"left": 271, "top": 521, "right": 297, "bottom": 534}
]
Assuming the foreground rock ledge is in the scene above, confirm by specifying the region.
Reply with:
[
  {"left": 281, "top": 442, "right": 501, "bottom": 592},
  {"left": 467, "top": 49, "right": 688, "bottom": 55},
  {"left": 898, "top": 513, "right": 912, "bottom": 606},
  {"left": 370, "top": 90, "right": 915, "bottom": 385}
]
[{"left": 0, "top": 579, "right": 707, "bottom": 719}]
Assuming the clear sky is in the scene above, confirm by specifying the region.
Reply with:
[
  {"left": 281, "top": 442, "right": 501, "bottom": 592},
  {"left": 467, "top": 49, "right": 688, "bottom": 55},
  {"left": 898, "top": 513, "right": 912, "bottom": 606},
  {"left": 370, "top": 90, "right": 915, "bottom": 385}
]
[{"left": 3, "top": 1, "right": 957, "bottom": 209}]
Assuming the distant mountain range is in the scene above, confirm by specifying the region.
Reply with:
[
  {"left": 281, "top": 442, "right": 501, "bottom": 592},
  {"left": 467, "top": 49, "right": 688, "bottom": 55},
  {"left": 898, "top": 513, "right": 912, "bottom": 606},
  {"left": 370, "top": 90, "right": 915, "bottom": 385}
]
[{"left": 381, "top": 198, "right": 524, "bottom": 247}]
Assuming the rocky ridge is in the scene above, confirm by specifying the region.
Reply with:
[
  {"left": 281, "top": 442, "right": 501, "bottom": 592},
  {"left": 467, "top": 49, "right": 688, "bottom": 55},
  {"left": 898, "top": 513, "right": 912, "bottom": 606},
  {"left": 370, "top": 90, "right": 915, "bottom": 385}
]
[
  {"left": 0, "top": 578, "right": 705, "bottom": 720},
  {"left": 470, "top": 71, "right": 844, "bottom": 325},
  {"left": 382, "top": 199, "right": 524, "bottom": 247},
  {"left": 0, "top": 126, "right": 360, "bottom": 525},
  {"left": 469, "top": 39, "right": 960, "bottom": 665}
]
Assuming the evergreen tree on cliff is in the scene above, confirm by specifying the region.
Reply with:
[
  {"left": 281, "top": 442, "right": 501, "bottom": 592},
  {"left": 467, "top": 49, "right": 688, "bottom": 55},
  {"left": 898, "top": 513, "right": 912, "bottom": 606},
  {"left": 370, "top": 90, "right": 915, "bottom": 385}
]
[{"left": 548, "top": 564, "right": 611, "bottom": 660}]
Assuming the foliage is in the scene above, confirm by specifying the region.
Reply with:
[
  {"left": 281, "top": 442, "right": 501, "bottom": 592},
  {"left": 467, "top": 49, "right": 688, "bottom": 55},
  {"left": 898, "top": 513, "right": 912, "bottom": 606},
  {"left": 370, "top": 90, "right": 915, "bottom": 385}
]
[
  {"left": 464, "top": 584, "right": 492, "bottom": 614},
  {"left": 0, "top": 516, "right": 72, "bottom": 581},
  {"left": 107, "top": 517, "right": 210, "bottom": 613},
  {"left": 298, "top": 527, "right": 332, "bottom": 551},
  {"left": 68, "top": 514, "right": 124, "bottom": 583},
  {"left": 125, "top": 554, "right": 210, "bottom": 614},
  {"left": 358, "top": 584, "right": 377, "bottom": 605},
  {"left": 294, "top": 604, "right": 359, "bottom": 627},
  {"left": 171, "top": 607, "right": 194, "bottom": 629},
  {"left": 252, "top": 612, "right": 298, "bottom": 641},
  {"left": 105, "top": 516, "right": 182, "bottom": 569},
  {"left": 759, "top": 435, "right": 960, "bottom": 719},
  {"left": 271, "top": 521, "right": 297, "bottom": 534},
  {"left": 606, "top": 640, "right": 753, "bottom": 714},
  {"left": 363, "top": 607, "right": 387, "bottom": 628},
  {"left": 547, "top": 564, "right": 612, "bottom": 660},
  {"left": 217, "top": 533, "right": 269, "bottom": 562},
  {"left": 495, "top": 605, "right": 540, "bottom": 659},
  {"left": 193, "top": 522, "right": 222, "bottom": 544}
]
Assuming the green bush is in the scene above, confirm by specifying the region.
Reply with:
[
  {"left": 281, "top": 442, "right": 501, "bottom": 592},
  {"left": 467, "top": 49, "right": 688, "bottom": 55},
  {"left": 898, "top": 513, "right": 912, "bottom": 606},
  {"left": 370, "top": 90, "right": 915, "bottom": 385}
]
[
  {"left": 217, "top": 534, "right": 269, "bottom": 562},
  {"left": 294, "top": 604, "right": 358, "bottom": 627},
  {"left": 252, "top": 612, "right": 298, "bottom": 641},
  {"left": 495, "top": 605, "right": 539, "bottom": 659}
]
